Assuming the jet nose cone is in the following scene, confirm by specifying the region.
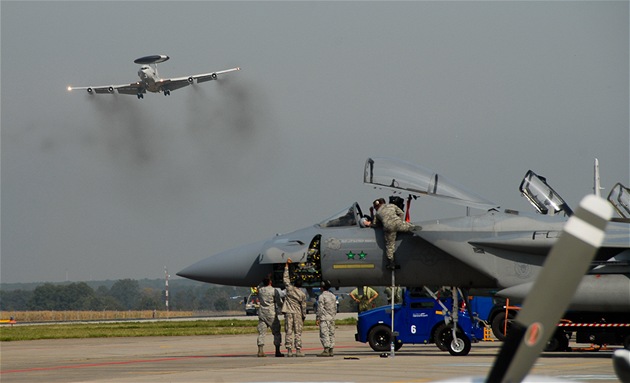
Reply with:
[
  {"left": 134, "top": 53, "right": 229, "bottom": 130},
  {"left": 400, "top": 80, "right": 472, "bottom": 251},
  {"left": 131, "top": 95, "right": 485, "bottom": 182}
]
[{"left": 177, "top": 240, "right": 269, "bottom": 286}]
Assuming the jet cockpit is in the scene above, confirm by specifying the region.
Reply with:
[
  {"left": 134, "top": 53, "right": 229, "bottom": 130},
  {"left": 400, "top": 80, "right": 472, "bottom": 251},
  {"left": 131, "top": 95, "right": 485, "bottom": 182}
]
[{"left": 318, "top": 203, "right": 362, "bottom": 228}]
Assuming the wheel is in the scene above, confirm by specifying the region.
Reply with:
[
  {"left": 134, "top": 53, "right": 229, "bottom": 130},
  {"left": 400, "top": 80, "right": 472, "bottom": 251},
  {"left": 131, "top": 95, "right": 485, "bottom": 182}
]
[
  {"left": 491, "top": 311, "right": 515, "bottom": 341},
  {"left": 367, "top": 324, "right": 392, "bottom": 352},
  {"left": 433, "top": 323, "right": 450, "bottom": 351},
  {"left": 448, "top": 334, "right": 472, "bottom": 356},
  {"left": 545, "top": 330, "right": 569, "bottom": 352},
  {"left": 438, "top": 326, "right": 472, "bottom": 356}
]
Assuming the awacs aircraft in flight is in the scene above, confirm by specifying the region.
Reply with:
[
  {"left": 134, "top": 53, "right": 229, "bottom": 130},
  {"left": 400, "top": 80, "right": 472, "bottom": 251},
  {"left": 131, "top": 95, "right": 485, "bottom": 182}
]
[
  {"left": 67, "top": 55, "right": 240, "bottom": 99},
  {"left": 178, "top": 157, "right": 630, "bottom": 318}
]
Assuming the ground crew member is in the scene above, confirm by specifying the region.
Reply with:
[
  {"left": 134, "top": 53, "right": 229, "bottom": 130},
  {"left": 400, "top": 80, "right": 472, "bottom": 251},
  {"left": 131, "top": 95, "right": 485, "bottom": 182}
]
[
  {"left": 316, "top": 280, "right": 336, "bottom": 357},
  {"left": 350, "top": 286, "right": 379, "bottom": 313},
  {"left": 372, "top": 197, "right": 418, "bottom": 270},
  {"left": 384, "top": 285, "right": 403, "bottom": 304},
  {"left": 282, "top": 259, "right": 307, "bottom": 357},
  {"left": 256, "top": 277, "right": 284, "bottom": 357}
]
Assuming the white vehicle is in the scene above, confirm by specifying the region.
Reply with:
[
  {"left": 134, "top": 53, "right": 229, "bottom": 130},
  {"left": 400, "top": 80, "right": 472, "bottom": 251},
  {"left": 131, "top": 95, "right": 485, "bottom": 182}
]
[{"left": 67, "top": 55, "right": 239, "bottom": 99}]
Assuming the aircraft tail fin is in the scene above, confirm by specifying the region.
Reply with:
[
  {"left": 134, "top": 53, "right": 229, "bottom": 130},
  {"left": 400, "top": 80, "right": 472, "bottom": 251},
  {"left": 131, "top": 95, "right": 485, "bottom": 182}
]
[{"left": 594, "top": 158, "right": 603, "bottom": 197}]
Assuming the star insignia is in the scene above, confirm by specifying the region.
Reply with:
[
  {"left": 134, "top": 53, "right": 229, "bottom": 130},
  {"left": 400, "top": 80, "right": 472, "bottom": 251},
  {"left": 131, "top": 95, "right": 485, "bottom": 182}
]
[
  {"left": 359, "top": 251, "right": 367, "bottom": 260},
  {"left": 346, "top": 251, "right": 355, "bottom": 260}
]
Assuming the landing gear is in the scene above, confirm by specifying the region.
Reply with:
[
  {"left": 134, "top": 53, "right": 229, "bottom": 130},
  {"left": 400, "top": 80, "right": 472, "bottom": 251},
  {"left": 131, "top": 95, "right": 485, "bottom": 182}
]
[
  {"left": 137, "top": 93, "right": 144, "bottom": 99},
  {"left": 437, "top": 326, "right": 472, "bottom": 356},
  {"left": 163, "top": 90, "right": 171, "bottom": 96}
]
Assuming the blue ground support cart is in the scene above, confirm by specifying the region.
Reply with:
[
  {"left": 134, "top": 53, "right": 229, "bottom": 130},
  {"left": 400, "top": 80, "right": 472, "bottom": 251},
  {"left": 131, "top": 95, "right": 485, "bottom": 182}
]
[{"left": 355, "top": 287, "right": 487, "bottom": 356}]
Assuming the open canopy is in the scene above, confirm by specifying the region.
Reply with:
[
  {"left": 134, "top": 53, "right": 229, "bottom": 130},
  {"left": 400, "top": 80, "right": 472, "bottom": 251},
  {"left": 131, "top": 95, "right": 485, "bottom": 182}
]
[
  {"left": 608, "top": 183, "right": 630, "bottom": 219},
  {"left": 519, "top": 170, "right": 572, "bottom": 216},
  {"left": 363, "top": 157, "right": 497, "bottom": 210}
]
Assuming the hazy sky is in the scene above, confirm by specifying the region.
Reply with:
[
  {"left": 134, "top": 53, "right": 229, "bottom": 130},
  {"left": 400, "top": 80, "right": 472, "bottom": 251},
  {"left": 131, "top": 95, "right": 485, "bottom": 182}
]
[{"left": 2, "top": 1, "right": 628, "bottom": 284}]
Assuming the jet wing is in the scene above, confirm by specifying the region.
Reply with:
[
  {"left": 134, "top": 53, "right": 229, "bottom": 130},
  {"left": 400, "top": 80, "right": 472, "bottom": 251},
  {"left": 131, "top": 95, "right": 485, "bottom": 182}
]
[
  {"left": 67, "top": 82, "right": 144, "bottom": 95},
  {"left": 116, "top": 83, "right": 145, "bottom": 95},
  {"left": 162, "top": 67, "right": 241, "bottom": 91}
]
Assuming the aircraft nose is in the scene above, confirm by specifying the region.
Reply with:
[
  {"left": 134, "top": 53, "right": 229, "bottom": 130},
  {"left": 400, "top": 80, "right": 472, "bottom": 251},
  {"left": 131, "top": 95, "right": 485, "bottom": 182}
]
[{"left": 177, "top": 240, "right": 269, "bottom": 286}]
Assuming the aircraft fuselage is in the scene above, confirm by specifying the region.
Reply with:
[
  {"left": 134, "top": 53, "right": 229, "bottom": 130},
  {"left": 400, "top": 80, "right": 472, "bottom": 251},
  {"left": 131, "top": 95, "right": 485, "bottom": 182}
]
[
  {"left": 138, "top": 66, "right": 161, "bottom": 93},
  {"left": 177, "top": 203, "right": 630, "bottom": 312}
]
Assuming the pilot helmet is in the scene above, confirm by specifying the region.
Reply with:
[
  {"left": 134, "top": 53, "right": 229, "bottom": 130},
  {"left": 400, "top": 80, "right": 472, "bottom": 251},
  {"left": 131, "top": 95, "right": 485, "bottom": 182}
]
[{"left": 372, "top": 198, "right": 386, "bottom": 209}]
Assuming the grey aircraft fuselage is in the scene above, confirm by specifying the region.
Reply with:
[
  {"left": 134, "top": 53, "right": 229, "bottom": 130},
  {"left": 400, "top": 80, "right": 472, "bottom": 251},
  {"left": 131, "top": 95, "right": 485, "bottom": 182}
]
[
  {"left": 177, "top": 202, "right": 630, "bottom": 312},
  {"left": 177, "top": 158, "right": 630, "bottom": 313}
]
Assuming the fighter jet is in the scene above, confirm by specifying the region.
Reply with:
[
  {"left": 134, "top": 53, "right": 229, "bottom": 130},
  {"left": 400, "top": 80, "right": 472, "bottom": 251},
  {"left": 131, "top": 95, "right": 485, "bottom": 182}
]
[
  {"left": 177, "top": 157, "right": 630, "bottom": 318},
  {"left": 439, "top": 195, "right": 630, "bottom": 383},
  {"left": 67, "top": 55, "right": 240, "bottom": 99}
]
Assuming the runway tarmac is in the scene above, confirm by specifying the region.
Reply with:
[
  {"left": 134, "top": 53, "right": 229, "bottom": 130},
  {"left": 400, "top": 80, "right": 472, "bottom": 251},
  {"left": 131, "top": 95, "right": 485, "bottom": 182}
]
[{"left": 0, "top": 325, "right": 621, "bottom": 382}]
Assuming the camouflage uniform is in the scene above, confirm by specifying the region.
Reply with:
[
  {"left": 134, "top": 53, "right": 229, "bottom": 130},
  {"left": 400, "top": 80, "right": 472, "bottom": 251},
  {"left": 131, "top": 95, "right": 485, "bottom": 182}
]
[
  {"left": 374, "top": 203, "right": 415, "bottom": 261},
  {"left": 350, "top": 286, "right": 378, "bottom": 313},
  {"left": 384, "top": 286, "right": 403, "bottom": 304},
  {"left": 256, "top": 284, "right": 282, "bottom": 348},
  {"left": 316, "top": 290, "right": 337, "bottom": 350},
  {"left": 282, "top": 267, "right": 307, "bottom": 351}
]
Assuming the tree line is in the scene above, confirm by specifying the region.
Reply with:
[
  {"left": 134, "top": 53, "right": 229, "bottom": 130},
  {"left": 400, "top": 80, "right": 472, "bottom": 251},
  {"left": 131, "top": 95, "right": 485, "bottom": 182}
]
[{"left": 0, "top": 279, "right": 250, "bottom": 312}]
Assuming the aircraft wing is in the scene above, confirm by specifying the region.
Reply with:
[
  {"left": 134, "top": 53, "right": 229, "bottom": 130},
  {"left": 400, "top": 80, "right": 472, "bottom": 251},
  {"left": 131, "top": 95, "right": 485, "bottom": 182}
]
[
  {"left": 67, "top": 82, "right": 144, "bottom": 95},
  {"left": 162, "top": 67, "right": 241, "bottom": 91}
]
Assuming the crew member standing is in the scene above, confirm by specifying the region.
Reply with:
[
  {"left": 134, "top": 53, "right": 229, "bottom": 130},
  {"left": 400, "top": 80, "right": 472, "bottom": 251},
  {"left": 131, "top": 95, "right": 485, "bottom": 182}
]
[
  {"left": 316, "top": 280, "right": 337, "bottom": 357},
  {"left": 350, "top": 286, "right": 379, "bottom": 313},
  {"left": 384, "top": 285, "right": 403, "bottom": 304},
  {"left": 282, "top": 259, "right": 307, "bottom": 357},
  {"left": 256, "top": 277, "right": 284, "bottom": 357},
  {"left": 372, "top": 197, "right": 418, "bottom": 270}
]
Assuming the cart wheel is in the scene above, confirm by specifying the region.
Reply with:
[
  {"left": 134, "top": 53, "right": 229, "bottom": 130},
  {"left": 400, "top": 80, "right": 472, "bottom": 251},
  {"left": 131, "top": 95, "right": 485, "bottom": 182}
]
[
  {"left": 367, "top": 324, "right": 402, "bottom": 352},
  {"left": 491, "top": 311, "right": 515, "bottom": 341},
  {"left": 433, "top": 323, "right": 449, "bottom": 351},
  {"left": 368, "top": 324, "right": 392, "bottom": 352},
  {"left": 544, "top": 330, "right": 569, "bottom": 352}
]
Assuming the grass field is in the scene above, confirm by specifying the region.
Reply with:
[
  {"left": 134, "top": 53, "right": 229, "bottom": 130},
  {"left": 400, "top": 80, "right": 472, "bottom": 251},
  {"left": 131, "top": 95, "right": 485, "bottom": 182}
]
[
  {"left": 0, "top": 318, "right": 357, "bottom": 342},
  {"left": 0, "top": 310, "right": 199, "bottom": 322}
]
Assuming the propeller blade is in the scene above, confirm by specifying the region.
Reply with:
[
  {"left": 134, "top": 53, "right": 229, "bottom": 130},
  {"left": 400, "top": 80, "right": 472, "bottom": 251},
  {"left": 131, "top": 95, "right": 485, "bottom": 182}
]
[{"left": 486, "top": 195, "right": 613, "bottom": 383}]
